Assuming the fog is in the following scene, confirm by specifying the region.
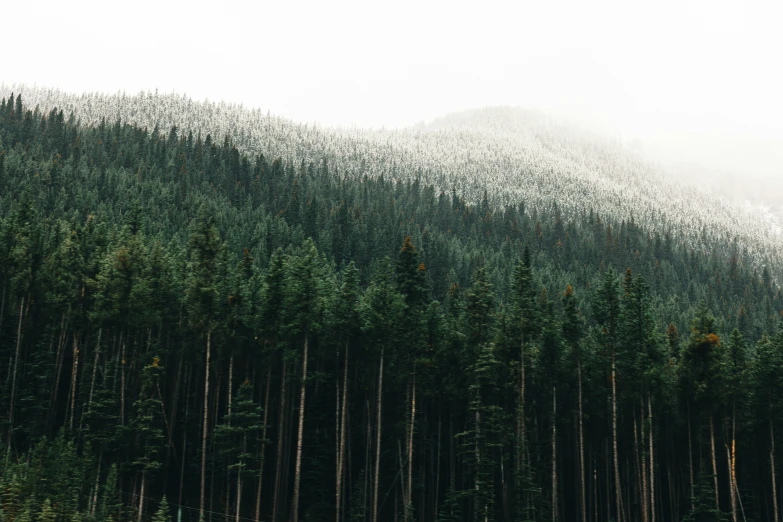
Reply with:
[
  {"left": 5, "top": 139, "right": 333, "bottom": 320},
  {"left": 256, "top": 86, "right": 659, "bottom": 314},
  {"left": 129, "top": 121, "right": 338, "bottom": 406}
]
[{"left": 4, "top": 0, "right": 781, "bottom": 202}]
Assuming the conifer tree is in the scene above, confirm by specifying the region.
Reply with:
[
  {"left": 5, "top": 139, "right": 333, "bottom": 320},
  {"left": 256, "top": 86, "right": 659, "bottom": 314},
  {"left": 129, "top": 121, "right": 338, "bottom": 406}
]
[
  {"left": 562, "top": 284, "right": 586, "bottom": 522},
  {"left": 594, "top": 269, "right": 623, "bottom": 522},
  {"left": 131, "top": 356, "right": 165, "bottom": 522},
  {"left": 152, "top": 495, "right": 171, "bottom": 522},
  {"left": 361, "top": 260, "right": 405, "bottom": 522},
  {"left": 186, "top": 208, "right": 226, "bottom": 522}
]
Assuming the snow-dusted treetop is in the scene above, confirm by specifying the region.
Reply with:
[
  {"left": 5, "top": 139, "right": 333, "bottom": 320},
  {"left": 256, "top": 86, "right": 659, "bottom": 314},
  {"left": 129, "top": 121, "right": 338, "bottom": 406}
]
[{"left": 3, "top": 84, "right": 780, "bottom": 271}]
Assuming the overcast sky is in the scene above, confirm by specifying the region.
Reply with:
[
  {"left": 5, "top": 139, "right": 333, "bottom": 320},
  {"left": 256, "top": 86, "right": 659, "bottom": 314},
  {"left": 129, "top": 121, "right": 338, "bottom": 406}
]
[{"left": 4, "top": 0, "right": 782, "bottom": 181}]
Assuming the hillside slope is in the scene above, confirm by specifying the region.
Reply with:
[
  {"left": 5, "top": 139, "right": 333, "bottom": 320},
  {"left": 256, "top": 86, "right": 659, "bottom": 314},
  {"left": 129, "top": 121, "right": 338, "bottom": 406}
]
[{"left": 4, "top": 84, "right": 780, "bottom": 269}]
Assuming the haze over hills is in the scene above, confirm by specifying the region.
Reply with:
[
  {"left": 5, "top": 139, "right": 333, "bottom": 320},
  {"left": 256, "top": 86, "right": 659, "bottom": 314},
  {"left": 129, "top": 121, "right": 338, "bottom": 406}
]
[{"left": 3, "top": 84, "right": 781, "bottom": 273}]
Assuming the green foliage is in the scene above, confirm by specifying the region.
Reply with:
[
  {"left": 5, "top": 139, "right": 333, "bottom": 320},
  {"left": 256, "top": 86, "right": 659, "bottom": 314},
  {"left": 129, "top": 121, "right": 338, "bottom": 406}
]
[
  {"left": 152, "top": 495, "right": 171, "bottom": 522},
  {"left": 0, "top": 93, "right": 782, "bottom": 522}
]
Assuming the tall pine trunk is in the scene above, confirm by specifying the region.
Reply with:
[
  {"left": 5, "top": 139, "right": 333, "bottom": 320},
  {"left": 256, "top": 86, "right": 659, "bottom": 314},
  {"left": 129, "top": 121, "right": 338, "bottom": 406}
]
[
  {"left": 772, "top": 419, "right": 779, "bottom": 522},
  {"left": 272, "top": 359, "right": 288, "bottom": 522},
  {"left": 641, "top": 400, "right": 649, "bottom": 522},
  {"left": 228, "top": 354, "right": 234, "bottom": 416},
  {"left": 517, "top": 334, "right": 527, "bottom": 521},
  {"left": 85, "top": 328, "right": 103, "bottom": 426},
  {"left": 255, "top": 367, "right": 272, "bottom": 522},
  {"left": 236, "top": 431, "right": 245, "bottom": 522},
  {"left": 688, "top": 405, "right": 694, "bottom": 511},
  {"left": 337, "top": 342, "right": 349, "bottom": 522},
  {"left": 291, "top": 336, "right": 309, "bottom": 522},
  {"left": 730, "top": 404, "right": 738, "bottom": 522},
  {"left": 578, "top": 359, "right": 586, "bottom": 522},
  {"left": 7, "top": 297, "right": 24, "bottom": 446},
  {"left": 649, "top": 395, "right": 655, "bottom": 522},
  {"left": 552, "top": 384, "right": 558, "bottom": 522},
  {"left": 0, "top": 283, "right": 5, "bottom": 335},
  {"left": 138, "top": 471, "right": 146, "bottom": 522},
  {"left": 407, "top": 366, "right": 416, "bottom": 520},
  {"left": 612, "top": 347, "right": 623, "bottom": 522},
  {"left": 225, "top": 354, "right": 235, "bottom": 522},
  {"left": 372, "top": 347, "right": 385, "bottom": 522},
  {"left": 48, "top": 312, "right": 68, "bottom": 431},
  {"left": 121, "top": 335, "right": 127, "bottom": 426},
  {"left": 711, "top": 416, "right": 719, "bottom": 512},
  {"left": 68, "top": 334, "right": 80, "bottom": 431},
  {"left": 91, "top": 447, "right": 103, "bottom": 516},
  {"left": 199, "top": 330, "right": 212, "bottom": 522},
  {"left": 435, "top": 415, "right": 442, "bottom": 522}
]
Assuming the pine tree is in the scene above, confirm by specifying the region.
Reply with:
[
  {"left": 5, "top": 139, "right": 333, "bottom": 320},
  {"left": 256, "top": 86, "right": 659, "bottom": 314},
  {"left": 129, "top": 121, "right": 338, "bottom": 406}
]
[
  {"left": 131, "top": 356, "right": 166, "bottom": 522},
  {"left": 152, "top": 495, "right": 172, "bottom": 522},
  {"left": 186, "top": 208, "right": 226, "bottom": 522},
  {"left": 361, "top": 260, "right": 405, "bottom": 522},
  {"left": 594, "top": 269, "right": 624, "bottom": 522},
  {"left": 563, "top": 284, "right": 586, "bottom": 522},
  {"left": 39, "top": 498, "right": 56, "bottom": 522},
  {"left": 679, "top": 303, "right": 725, "bottom": 518}
]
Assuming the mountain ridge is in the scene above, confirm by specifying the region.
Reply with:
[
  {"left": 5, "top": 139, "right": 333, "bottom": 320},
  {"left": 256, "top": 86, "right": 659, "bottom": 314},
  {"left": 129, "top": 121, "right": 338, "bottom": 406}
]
[{"left": 3, "top": 84, "right": 779, "bottom": 272}]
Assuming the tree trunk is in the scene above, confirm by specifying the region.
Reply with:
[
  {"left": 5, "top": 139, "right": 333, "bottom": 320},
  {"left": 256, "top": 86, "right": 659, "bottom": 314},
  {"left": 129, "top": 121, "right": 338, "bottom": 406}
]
[
  {"left": 210, "top": 367, "right": 222, "bottom": 522},
  {"left": 48, "top": 312, "right": 68, "bottom": 431},
  {"left": 688, "top": 405, "right": 694, "bottom": 512},
  {"left": 291, "top": 336, "right": 309, "bottom": 522},
  {"left": 649, "top": 395, "right": 655, "bottom": 522},
  {"left": 91, "top": 447, "right": 103, "bottom": 516},
  {"left": 730, "top": 405, "right": 737, "bottom": 522},
  {"left": 7, "top": 297, "right": 25, "bottom": 446},
  {"left": 121, "top": 335, "right": 127, "bottom": 426},
  {"left": 255, "top": 367, "right": 272, "bottom": 522},
  {"left": 552, "top": 384, "right": 558, "bottom": 522},
  {"left": 236, "top": 432, "right": 245, "bottom": 522},
  {"left": 771, "top": 419, "right": 779, "bottom": 522},
  {"left": 365, "top": 400, "right": 372, "bottom": 518},
  {"left": 337, "top": 342, "right": 349, "bottom": 522},
  {"left": 435, "top": 415, "right": 442, "bottom": 522},
  {"left": 69, "top": 334, "right": 80, "bottom": 431},
  {"left": 179, "top": 433, "right": 187, "bottom": 508},
  {"left": 711, "top": 416, "right": 719, "bottom": 513},
  {"left": 518, "top": 334, "right": 526, "bottom": 478},
  {"left": 612, "top": 348, "right": 623, "bottom": 522},
  {"left": 169, "top": 343, "right": 186, "bottom": 440},
  {"left": 641, "top": 401, "right": 649, "bottom": 522},
  {"left": 138, "top": 470, "right": 146, "bottom": 522},
  {"left": 200, "top": 330, "right": 212, "bottom": 522},
  {"left": 226, "top": 354, "right": 236, "bottom": 522},
  {"left": 407, "top": 366, "right": 416, "bottom": 520},
  {"left": 336, "top": 346, "right": 341, "bottom": 522},
  {"left": 228, "top": 353, "right": 234, "bottom": 416},
  {"left": 84, "top": 328, "right": 103, "bottom": 431},
  {"left": 272, "top": 358, "right": 288, "bottom": 522},
  {"left": 372, "top": 347, "right": 385, "bottom": 522},
  {"left": 398, "top": 440, "right": 407, "bottom": 522},
  {"left": 578, "top": 360, "right": 586, "bottom": 522},
  {"left": 725, "top": 440, "right": 735, "bottom": 522},
  {"left": 0, "top": 283, "right": 6, "bottom": 335}
]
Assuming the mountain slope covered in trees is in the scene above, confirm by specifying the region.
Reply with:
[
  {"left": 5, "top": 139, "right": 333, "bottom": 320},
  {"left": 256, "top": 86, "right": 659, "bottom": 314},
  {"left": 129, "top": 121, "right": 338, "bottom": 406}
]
[
  {"left": 3, "top": 84, "right": 781, "bottom": 273},
  {"left": 0, "top": 91, "right": 782, "bottom": 522}
]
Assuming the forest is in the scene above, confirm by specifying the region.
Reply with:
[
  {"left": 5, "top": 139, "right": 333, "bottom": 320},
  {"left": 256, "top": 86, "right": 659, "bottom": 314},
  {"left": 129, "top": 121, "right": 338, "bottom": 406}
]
[{"left": 0, "top": 92, "right": 782, "bottom": 522}]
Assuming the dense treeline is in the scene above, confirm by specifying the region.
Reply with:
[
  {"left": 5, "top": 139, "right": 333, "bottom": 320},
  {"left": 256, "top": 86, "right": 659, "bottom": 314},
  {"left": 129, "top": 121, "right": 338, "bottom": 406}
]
[
  {"left": 7, "top": 84, "right": 782, "bottom": 272},
  {"left": 0, "top": 93, "right": 781, "bottom": 522}
]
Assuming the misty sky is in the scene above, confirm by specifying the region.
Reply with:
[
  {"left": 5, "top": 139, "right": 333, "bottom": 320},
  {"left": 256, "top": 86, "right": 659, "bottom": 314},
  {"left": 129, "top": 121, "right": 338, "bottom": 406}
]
[{"left": 4, "top": 0, "right": 782, "bottom": 181}]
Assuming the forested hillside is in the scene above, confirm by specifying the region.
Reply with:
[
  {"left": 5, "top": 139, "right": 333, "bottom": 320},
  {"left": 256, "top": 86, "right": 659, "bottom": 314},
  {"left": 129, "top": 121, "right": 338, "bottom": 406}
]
[
  {"left": 1, "top": 92, "right": 782, "bottom": 522},
  {"left": 3, "top": 84, "right": 781, "bottom": 273}
]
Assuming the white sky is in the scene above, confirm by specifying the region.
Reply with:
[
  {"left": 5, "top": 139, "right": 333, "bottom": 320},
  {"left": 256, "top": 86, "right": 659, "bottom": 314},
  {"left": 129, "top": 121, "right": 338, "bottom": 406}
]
[{"left": 4, "top": 0, "right": 783, "bottom": 180}]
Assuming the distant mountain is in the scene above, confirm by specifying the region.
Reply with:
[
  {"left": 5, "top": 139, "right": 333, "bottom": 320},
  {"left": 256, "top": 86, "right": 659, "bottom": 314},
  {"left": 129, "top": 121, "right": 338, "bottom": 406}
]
[{"left": 4, "top": 85, "right": 780, "bottom": 266}]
